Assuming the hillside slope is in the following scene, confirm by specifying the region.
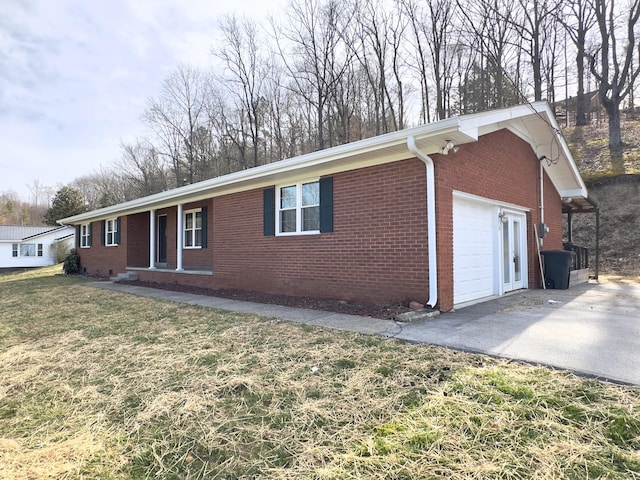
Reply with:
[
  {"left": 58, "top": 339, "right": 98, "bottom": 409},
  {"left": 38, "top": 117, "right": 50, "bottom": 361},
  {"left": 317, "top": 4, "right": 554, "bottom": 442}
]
[{"left": 564, "top": 120, "right": 640, "bottom": 279}]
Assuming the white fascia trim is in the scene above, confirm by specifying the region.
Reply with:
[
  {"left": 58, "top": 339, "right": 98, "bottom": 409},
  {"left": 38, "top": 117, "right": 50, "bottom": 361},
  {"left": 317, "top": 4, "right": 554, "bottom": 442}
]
[
  {"left": 452, "top": 190, "right": 532, "bottom": 212},
  {"left": 559, "top": 188, "right": 589, "bottom": 199},
  {"left": 407, "top": 136, "right": 438, "bottom": 309},
  {"left": 21, "top": 226, "right": 73, "bottom": 241},
  {"left": 58, "top": 119, "right": 464, "bottom": 225}
]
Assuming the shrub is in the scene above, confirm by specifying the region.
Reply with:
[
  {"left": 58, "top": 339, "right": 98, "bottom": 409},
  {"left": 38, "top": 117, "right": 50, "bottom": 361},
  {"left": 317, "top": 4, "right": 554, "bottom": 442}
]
[
  {"left": 63, "top": 249, "right": 81, "bottom": 274},
  {"left": 50, "top": 240, "right": 72, "bottom": 264}
]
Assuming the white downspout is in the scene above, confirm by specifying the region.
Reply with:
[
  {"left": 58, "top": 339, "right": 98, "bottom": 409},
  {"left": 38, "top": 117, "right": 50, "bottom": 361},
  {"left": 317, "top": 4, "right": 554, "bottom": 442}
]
[{"left": 407, "top": 136, "right": 438, "bottom": 308}]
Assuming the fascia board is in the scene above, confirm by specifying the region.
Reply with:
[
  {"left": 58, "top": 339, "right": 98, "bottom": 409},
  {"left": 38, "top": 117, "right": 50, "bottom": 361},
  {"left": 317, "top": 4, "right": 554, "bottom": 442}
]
[
  {"left": 559, "top": 188, "right": 589, "bottom": 199},
  {"left": 21, "top": 226, "right": 73, "bottom": 241},
  {"left": 58, "top": 101, "right": 588, "bottom": 225},
  {"left": 59, "top": 120, "right": 464, "bottom": 224}
]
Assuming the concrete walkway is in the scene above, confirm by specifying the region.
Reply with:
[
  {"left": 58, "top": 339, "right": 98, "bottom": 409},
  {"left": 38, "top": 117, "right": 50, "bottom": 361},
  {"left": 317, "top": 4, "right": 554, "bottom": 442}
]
[{"left": 90, "top": 281, "right": 640, "bottom": 386}]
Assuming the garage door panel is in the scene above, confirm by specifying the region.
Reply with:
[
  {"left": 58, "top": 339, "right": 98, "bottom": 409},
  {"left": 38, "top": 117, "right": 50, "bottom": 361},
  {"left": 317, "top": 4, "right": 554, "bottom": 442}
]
[{"left": 454, "top": 198, "right": 495, "bottom": 305}]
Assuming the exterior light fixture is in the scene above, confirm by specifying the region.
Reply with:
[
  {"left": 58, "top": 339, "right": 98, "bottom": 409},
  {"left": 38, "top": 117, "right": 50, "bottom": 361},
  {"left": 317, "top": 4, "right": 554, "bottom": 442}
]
[{"left": 441, "top": 141, "right": 458, "bottom": 155}]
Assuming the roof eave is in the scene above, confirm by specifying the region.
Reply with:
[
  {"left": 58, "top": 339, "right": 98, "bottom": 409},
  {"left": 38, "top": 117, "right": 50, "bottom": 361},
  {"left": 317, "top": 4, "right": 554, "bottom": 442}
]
[{"left": 59, "top": 118, "right": 466, "bottom": 224}]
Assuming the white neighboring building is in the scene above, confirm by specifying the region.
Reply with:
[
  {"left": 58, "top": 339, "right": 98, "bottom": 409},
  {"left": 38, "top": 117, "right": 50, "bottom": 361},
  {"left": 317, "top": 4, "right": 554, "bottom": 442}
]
[{"left": 0, "top": 226, "right": 75, "bottom": 268}]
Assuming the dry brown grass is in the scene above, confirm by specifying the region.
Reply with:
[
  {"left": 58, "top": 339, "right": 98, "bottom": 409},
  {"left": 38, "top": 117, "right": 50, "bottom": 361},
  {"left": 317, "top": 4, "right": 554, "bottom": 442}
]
[{"left": 1, "top": 266, "right": 639, "bottom": 479}]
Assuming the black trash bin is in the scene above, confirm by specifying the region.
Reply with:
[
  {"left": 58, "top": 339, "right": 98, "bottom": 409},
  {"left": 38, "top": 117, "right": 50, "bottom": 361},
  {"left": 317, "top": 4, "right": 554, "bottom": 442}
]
[{"left": 541, "top": 250, "right": 575, "bottom": 289}]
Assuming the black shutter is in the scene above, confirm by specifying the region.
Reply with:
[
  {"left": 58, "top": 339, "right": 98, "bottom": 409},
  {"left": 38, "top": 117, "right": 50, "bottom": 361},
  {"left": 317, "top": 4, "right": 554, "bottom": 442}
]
[
  {"left": 88, "top": 222, "right": 93, "bottom": 247},
  {"left": 76, "top": 225, "right": 81, "bottom": 249},
  {"left": 319, "top": 177, "right": 334, "bottom": 233},
  {"left": 100, "top": 220, "right": 105, "bottom": 246},
  {"left": 115, "top": 217, "right": 121, "bottom": 245},
  {"left": 263, "top": 187, "right": 275, "bottom": 236},
  {"left": 201, "top": 206, "right": 208, "bottom": 248}
]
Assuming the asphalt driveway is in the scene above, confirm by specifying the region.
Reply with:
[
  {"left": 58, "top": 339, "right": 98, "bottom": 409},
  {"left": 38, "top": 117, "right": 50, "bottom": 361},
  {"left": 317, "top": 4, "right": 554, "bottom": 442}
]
[{"left": 389, "top": 282, "right": 640, "bottom": 385}]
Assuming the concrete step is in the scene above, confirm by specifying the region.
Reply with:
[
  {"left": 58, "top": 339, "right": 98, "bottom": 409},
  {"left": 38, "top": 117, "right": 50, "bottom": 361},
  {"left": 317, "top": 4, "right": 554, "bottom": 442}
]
[
  {"left": 110, "top": 272, "right": 138, "bottom": 282},
  {"left": 393, "top": 308, "right": 440, "bottom": 323}
]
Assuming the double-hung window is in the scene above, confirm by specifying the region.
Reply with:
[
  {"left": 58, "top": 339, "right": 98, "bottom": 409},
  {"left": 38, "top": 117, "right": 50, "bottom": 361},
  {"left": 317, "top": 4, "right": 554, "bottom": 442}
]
[
  {"left": 105, "top": 218, "right": 118, "bottom": 246},
  {"left": 277, "top": 181, "right": 320, "bottom": 235},
  {"left": 184, "top": 208, "right": 203, "bottom": 248},
  {"left": 11, "top": 244, "right": 18, "bottom": 257},
  {"left": 80, "top": 224, "right": 91, "bottom": 248},
  {"left": 37, "top": 244, "right": 43, "bottom": 257}
]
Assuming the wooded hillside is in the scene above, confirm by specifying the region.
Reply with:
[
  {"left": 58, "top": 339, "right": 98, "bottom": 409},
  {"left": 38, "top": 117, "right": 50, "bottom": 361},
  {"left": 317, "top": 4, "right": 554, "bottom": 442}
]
[{"left": 565, "top": 119, "right": 640, "bottom": 279}]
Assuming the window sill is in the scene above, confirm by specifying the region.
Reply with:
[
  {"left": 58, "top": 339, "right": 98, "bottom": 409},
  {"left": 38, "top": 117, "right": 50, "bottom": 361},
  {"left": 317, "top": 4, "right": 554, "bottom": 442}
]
[{"left": 276, "top": 230, "right": 320, "bottom": 237}]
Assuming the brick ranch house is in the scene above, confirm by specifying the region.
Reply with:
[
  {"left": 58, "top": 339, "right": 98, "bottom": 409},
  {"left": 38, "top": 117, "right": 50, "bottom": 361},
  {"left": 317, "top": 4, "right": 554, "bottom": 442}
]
[{"left": 59, "top": 102, "right": 591, "bottom": 312}]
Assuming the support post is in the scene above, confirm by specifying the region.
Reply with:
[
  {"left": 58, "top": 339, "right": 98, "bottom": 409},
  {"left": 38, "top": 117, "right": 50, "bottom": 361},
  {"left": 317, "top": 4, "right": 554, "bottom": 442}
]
[
  {"left": 149, "top": 209, "right": 156, "bottom": 269},
  {"left": 176, "top": 204, "right": 184, "bottom": 271}
]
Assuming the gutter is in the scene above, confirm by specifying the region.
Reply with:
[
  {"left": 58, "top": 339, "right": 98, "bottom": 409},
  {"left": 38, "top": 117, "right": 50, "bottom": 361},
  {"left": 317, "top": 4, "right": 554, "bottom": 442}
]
[{"left": 407, "top": 136, "right": 438, "bottom": 308}]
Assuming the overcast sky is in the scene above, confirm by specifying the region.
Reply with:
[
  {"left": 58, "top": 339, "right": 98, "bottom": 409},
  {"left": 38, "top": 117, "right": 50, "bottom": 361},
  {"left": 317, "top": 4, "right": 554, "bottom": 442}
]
[{"left": 0, "top": 0, "right": 283, "bottom": 202}]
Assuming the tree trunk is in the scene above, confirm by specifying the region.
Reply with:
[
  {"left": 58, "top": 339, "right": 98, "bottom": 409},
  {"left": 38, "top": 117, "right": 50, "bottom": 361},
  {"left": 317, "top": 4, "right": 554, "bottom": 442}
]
[
  {"left": 606, "top": 101, "right": 622, "bottom": 148},
  {"left": 575, "top": 34, "right": 588, "bottom": 125}
]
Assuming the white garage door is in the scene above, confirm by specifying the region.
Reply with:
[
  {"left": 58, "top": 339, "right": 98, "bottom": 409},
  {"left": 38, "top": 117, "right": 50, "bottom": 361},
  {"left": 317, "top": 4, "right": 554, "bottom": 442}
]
[{"left": 453, "top": 197, "right": 496, "bottom": 305}]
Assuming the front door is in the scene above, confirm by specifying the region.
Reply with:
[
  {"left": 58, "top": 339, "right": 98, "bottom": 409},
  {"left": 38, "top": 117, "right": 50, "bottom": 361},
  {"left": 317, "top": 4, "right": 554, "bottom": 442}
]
[
  {"left": 501, "top": 212, "right": 526, "bottom": 293},
  {"left": 157, "top": 215, "right": 167, "bottom": 264}
]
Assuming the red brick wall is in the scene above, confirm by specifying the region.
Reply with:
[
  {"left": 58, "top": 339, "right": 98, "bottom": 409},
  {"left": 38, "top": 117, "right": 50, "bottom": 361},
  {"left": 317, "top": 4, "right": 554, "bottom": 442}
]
[
  {"left": 185, "top": 200, "right": 214, "bottom": 270},
  {"left": 433, "top": 129, "right": 555, "bottom": 310},
  {"left": 127, "top": 212, "right": 150, "bottom": 268},
  {"left": 542, "top": 171, "right": 564, "bottom": 250},
  {"left": 78, "top": 128, "right": 568, "bottom": 309},
  {"left": 206, "top": 160, "right": 429, "bottom": 304},
  {"left": 78, "top": 219, "right": 127, "bottom": 277}
]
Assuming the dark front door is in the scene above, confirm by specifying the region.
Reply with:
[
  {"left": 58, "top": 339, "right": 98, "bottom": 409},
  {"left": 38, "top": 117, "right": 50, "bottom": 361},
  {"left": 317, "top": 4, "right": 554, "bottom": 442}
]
[{"left": 158, "top": 215, "right": 167, "bottom": 264}]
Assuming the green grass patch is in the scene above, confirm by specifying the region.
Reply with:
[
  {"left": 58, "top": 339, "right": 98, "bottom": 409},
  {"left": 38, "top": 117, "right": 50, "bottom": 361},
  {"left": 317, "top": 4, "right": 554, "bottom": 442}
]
[{"left": 1, "top": 266, "right": 639, "bottom": 479}]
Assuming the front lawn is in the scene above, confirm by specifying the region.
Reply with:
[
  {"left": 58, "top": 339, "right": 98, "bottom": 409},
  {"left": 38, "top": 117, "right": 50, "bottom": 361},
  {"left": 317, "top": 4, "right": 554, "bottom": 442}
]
[{"left": 1, "top": 266, "right": 639, "bottom": 479}]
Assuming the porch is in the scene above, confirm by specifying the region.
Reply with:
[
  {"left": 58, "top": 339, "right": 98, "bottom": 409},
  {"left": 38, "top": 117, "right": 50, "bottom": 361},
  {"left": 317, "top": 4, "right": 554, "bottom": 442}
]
[
  {"left": 124, "top": 203, "right": 213, "bottom": 275},
  {"left": 562, "top": 195, "right": 599, "bottom": 285}
]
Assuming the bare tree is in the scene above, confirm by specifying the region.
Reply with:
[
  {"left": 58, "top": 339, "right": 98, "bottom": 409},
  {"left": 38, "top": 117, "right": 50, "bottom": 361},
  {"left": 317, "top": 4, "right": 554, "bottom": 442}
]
[
  {"left": 511, "top": 0, "right": 561, "bottom": 101},
  {"left": 117, "top": 140, "right": 170, "bottom": 198},
  {"left": 457, "top": 0, "right": 520, "bottom": 113},
  {"left": 424, "top": 0, "right": 459, "bottom": 119},
  {"left": 274, "top": 0, "right": 352, "bottom": 150},
  {"left": 144, "top": 65, "right": 211, "bottom": 185},
  {"left": 588, "top": 0, "right": 640, "bottom": 148},
  {"left": 347, "top": 0, "right": 406, "bottom": 133},
  {"left": 70, "top": 175, "right": 105, "bottom": 210},
  {"left": 215, "top": 15, "right": 271, "bottom": 168},
  {"left": 559, "top": 0, "right": 597, "bottom": 125},
  {"left": 403, "top": 0, "right": 432, "bottom": 123}
]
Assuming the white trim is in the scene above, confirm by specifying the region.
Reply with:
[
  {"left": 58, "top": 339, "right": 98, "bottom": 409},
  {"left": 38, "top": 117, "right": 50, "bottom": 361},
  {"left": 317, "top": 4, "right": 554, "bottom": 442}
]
[
  {"left": 149, "top": 210, "right": 156, "bottom": 269},
  {"left": 59, "top": 102, "right": 587, "bottom": 226},
  {"left": 498, "top": 210, "right": 528, "bottom": 295},
  {"left": 176, "top": 204, "right": 183, "bottom": 271},
  {"left": 105, "top": 218, "right": 118, "bottom": 246},
  {"left": 275, "top": 179, "right": 320, "bottom": 236},
  {"left": 80, "top": 223, "right": 91, "bottom": 248},
  {"left": 183, "top": 208, "right": 203, "bottom": 248},
  {"left": 452, "top": 190, "right": 532, "bottom": 212},
  {"left": 452, "top": 194, "right": 529, "bottom": 309}
]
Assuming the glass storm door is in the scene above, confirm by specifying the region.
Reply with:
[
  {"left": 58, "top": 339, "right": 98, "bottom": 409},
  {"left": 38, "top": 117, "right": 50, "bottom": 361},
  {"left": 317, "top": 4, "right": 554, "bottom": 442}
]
[{"left": 502, "top": 213, "right": 525, "bottom": 292}]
